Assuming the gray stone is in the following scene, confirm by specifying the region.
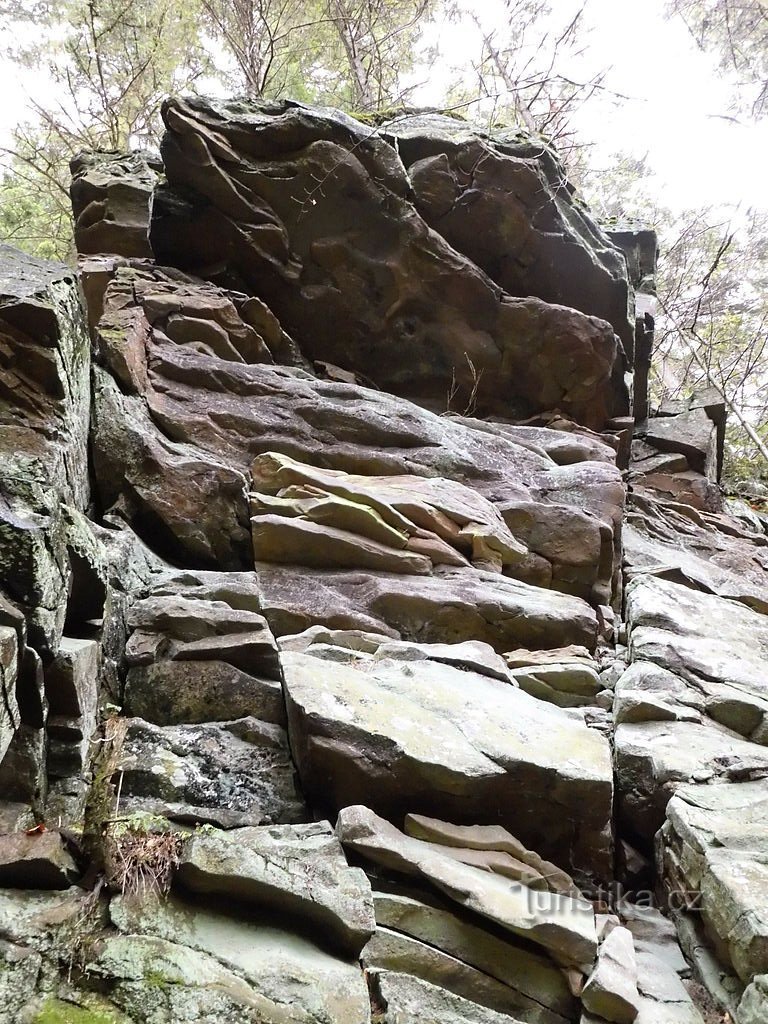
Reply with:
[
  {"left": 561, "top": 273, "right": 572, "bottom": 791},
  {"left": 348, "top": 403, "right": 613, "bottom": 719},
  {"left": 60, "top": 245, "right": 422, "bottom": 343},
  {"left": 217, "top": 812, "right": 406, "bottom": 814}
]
[
  {"left": 582, "top": 926, "right": 640, "bottom": 1022},
  {"left": 285, "top": 646, "right": 613, "bottom": 878},
  {"left": 177, "top": 821, "right": 374, "bottom": 957},
  {"left": 0, "top": 625, "right": 20, "bottom": 763},
  {"left": 0, "top": 830, "right": 79, "bottom": 888},
  {"left": 372, "top": 891, "right": 576, "bottom": 1024},
  {"left": 115, "top": 717, "right": 306, "bottom": 828},
  {"left": 370, "top": 969, "right": 527, "bottom": 1024},
  {"left": 0, "top": 244, "right": 94, "bottom": 650},
  {"left": 338, "top": 806, "right": 597, "bottom": 967},
  {"left": 659, "top": 781, "right": 768, "bottom": 983},
  {"left": 110, "top": 890, "right": 371, "bottom": 1023}
]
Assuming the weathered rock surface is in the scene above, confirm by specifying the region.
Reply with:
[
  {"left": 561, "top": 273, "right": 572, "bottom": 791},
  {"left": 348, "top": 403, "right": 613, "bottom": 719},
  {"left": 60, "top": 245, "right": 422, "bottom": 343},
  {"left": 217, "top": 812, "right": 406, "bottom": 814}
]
[
  {"left": 581, "top": 925, "right": 640, "bottom": 1022},
  {"left": 371, "top": 891, "right": 577, "bottom": 1024},
  {"left": 0, "top": 830, "right": 79, "bottom": 888},
  {"left": 370, "top": 969, "right": 527, "bottom": 1024},
  {"left": 115, "top": 717, "right": 306, "bottom": 827},
  {"left": 109, "top": 891, "right": 372, "bottom": 1023},
  {"left": 0, "top": 91, "right": 753, "bottom": 1024},
  {"left": 659, "top": 781, "right": 768, "bottom": 985},
  {"left": 70, "top": 150, "right": 158, "bottom": 258},
  {"left": 177, "top": 822, "right": 374, "bottom": 956},
  {"left": 152, "top": 96, "right": 628, "bottom": 429},
  {"left": 338, "top": 806, "right": 598, "bottom": 965},
  {"left": 0, "top": 244, "right": 97, "bottom": 649},
  {"left": 385, "top": 112, "right": 635, "bottom": 358},
  {"left": 286, "top": 639, "right": 614, "bottom": 878},
  {"left": 262, "top": 564, "right": 600, "bottom": 650}
]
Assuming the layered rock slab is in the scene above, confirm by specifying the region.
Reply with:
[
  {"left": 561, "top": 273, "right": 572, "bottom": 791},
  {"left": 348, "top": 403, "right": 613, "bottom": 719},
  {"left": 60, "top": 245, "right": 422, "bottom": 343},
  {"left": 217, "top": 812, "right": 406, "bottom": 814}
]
[
  {"left": 285, "top": 634, "right": 613, "bottom": 877},
  {"left": 658, "top": 781, "right": 768, "bottom": 985},
  {"left": 615, "top": 574, "right": 768, "bottom": 843},
  {"left": 151, "top": 96, "right": 627, "bottom": 429},
  {"left": 0, "top": 244, "right": 97, "bottom": 650},
  {"left": 339, "top": 806, "right": 598, "bottom": 968},
  {"left": 108, "top": 891, "right": 371, "bottom": 1024},
  {"left": 177, "top": 821, "right": 374, "bottom": 957}
]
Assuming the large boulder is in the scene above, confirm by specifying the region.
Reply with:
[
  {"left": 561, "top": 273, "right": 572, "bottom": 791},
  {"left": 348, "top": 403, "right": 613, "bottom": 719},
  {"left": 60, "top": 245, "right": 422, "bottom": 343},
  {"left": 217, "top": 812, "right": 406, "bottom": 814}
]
[
  {"left": 151, "top": 96, "right": 628, "bottom": 430},
  {"left": 283, "top": 634, "right": 613, "bottom": 879},
  {"left": 70, "top": 150, "right": 158, "bottom": 258},
  {"left": 385, "top": 112, "right": 635, "bottom": 359}
]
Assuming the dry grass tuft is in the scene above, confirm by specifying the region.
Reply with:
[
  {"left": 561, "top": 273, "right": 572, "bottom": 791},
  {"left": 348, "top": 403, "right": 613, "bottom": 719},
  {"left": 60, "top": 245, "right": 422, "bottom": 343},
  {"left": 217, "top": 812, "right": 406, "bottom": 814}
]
[{"left": 105, "top": 828, "right": 182, "bottom": 898}]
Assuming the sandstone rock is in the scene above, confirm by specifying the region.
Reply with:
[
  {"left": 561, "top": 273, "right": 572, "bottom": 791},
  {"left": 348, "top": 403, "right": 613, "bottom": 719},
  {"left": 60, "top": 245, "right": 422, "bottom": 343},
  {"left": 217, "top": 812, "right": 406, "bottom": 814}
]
[
  {"left": 124, "top": 660, "right": 285, "bottom": 727},
  {"left": 103, "top": 316, "right": 622, "bottom": 595},
  {"left": 0, "top": 244, "right": 94, "bottom": 649},
  {"left": 0, "top": 625, "right": 19, "bottom": 763},
  {"left": 386, "top": 112, "right": 635, "bottom": 357},
  {"left": 177, "top": 822, "right": 375, "bottom": 957},
  {"left": 249, "top": 450, "right": 530, "bottom": 574},
  {"left": 618, "top": 901, "right": 690, "bottom": 980},
  {"left": 581, "top": 926, "right": 640, "bottom": 1022},
  {"left": 253, "top": 513, "right": 433, "bottom": 574},
  {"left": 615, "top": 719, "right": 768, "bottom": 844},
  {"left": 632, "top": 946, "right": 704, "bottom": 1024},
  {"left": 643, "top": 409, "right": 717, "bottom": 477},
  {"left": 624, "top": 498, "right": 768, "bottom": 615},
  {"left": 115, "top": 717, "right": 306, "bottom": 828},
  {"left": 45, "top": 637, "right": 99, "bottom": 781},
  {"left": 110, "top": 890, "right": 371, "bottom": 1023},
  {"left": 625, "top": 576, "right": 768, "bottom": 742},
  {"left": 403, "top": 815, "right": 580, "bottom": 897},
  {"left": 370, "top": 969, "right": 527, "bottom": 1024},
  {"left": 0, "top": 830, "right": 79, "bottom": 888},
  {"left": 737, "top": 974, "right": 768, "bottom": 1024},
  {"left": 363, "top": 930, "right": 545, "bottom": 1021},
  {"left": 261, "top": 564, "right": 599, "bottom": 652},
  {"left": 92, "top": 366, "right": 252, "bottom": 569},
  {"left": 89, "top": 935, "right": 261, "bottom": 1023},
  {"left": 338, "top": 806, "right": 598, "bottom": 966},
  {"left": 372, "top": 891, "right": 577, "bottom": 1024},
  {"left": 0, "top": 939, "right": 44, "bottom": 1023},
  {"left": 152, "top": 96, "right": 627, "bottom": 430},
  {"left": 659, "top": 780, "right": 768, "bottom": 983},
  {"left": 70, "top": 150, "right": 157, "bottom": 258},
  {"left": 287, "top": 644, "right": 613, "bottom": 876}
]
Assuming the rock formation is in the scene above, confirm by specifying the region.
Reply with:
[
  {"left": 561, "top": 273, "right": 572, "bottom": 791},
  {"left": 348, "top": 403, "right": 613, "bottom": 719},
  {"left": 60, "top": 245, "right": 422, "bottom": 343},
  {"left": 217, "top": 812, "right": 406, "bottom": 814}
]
[{"left": 0, "top": 96, "right": 763, "bottom": 1023}]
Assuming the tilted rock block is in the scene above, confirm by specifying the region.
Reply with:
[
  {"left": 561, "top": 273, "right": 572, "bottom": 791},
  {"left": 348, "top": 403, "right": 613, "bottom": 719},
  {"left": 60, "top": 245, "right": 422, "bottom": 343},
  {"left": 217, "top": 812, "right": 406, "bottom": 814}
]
[
  {"left": 338, "top": 806, "right": 598, "bottom": 966},
  {"left": 70, "top": 150, "right": 157, "bottom": 258},
  {"left": 581, "top": 926, "right": 640, "bottom": 1022},
  {"left": 0, "top": 831, "right": 79, "bottom": 889},
  {"left": 177, "top": 822, "right": 375, "bottom": 958},
  {"left": 288, "top": 642, "right": 613, "bottom": 878}
]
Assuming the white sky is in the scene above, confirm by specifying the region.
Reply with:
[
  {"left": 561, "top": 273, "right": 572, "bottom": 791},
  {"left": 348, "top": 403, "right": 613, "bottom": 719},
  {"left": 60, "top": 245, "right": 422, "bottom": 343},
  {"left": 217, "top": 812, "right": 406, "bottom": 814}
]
[
  {"left": 412, "top": 0, "right": 768, "bottom": 211},
  {"left": 0, "top": 0, "right": 766, "bottom": 211}
]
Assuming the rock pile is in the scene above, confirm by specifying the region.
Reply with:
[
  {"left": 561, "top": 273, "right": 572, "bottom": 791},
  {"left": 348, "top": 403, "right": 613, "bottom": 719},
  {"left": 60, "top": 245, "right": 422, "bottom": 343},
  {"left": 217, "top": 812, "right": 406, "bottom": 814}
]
[{"left": 0, "top": 97, "right": 763, "bottom": 1022}]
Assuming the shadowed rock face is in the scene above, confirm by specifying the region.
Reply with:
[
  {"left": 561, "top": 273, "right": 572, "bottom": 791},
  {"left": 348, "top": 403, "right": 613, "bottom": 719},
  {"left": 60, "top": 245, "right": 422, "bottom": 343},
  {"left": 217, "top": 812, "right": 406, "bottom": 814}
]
[
  {"left": 383, "top": 112, "right": 635, "bottom": 361},
  {"left": 150, "top": 96, "right": 629, "bottom": 430},
  {"left": 70, "top": 151, "right": 159, "bottom": 259}
]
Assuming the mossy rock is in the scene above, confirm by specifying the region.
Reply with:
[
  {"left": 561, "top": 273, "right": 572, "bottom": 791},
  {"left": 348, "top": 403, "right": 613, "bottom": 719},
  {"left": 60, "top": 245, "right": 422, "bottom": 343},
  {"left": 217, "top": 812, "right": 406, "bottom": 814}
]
[{"left": 33, "top": 996, "right": 127, "bottom": 1024}]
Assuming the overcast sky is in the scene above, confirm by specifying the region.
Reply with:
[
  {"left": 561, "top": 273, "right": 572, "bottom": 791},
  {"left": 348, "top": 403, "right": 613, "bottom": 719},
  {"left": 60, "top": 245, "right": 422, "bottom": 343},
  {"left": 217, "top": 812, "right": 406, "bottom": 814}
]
[
  {"left": 414, "top": 0, "right": 768, "bottom": 210},
  {"left": 0, "top": 0, "right": 765, "bottom": 212}
]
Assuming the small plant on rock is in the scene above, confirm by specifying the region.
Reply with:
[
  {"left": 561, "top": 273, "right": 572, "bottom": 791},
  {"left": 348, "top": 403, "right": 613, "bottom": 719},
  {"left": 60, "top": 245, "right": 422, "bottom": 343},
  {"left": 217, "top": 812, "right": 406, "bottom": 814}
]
[{"left": 104, "top": 817, "right": 182, "bottom": 898}]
